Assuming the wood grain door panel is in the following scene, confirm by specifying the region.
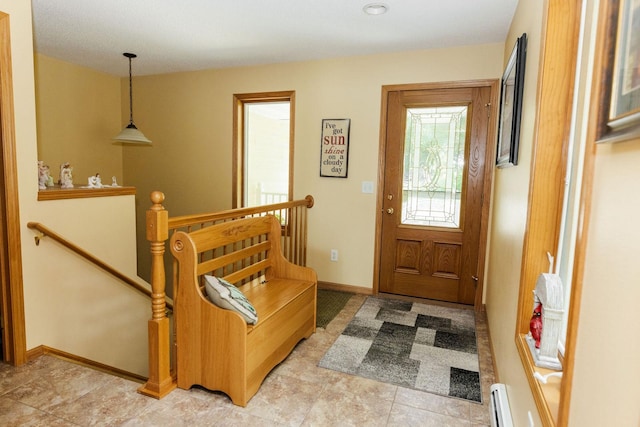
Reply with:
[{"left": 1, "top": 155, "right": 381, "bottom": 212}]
[{"left": 379, "top": 84, "right": 491, "bottom": 304}]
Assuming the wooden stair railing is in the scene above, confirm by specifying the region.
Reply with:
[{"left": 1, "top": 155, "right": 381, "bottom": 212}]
[
  {"left": 166, "top": 195, "right": 315, "bottom": 265},
  {"left": 139, "top": 192, "right": 176, "bottom": 399},
  {"left": 26, "top": 221, "right": 172, "bottom": 311},
  {"left": 142, "top": 191, "right": 315, "bottom": 399}
]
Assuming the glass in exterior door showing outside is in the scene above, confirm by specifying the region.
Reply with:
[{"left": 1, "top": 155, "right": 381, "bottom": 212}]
[{"left": 402, "top": 106, "right": 467, "bottom": 229}]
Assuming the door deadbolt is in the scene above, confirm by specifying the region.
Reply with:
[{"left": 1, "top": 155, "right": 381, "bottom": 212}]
[{"left": 386, "top": 208, "right": 394, "bottom": 214}]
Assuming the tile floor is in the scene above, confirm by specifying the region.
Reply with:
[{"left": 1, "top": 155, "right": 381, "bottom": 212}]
[{"left": 0, "top": 294, "right": 495, "bottom": 426}]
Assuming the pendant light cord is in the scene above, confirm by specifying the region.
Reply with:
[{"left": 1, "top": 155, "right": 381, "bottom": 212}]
[
  {"left": 123, "top": 52, "right": 137, "bottom": 126},
  {"left": 113, "top": 52, "right": 152, "bottom": 143},
  {"left": 128, "top": 55, "right": 134, "bottom": 125}
]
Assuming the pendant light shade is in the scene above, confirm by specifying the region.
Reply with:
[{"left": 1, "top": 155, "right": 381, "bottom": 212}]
[{"left": 113, "top": 52, "right": 151, "bottom": 144}]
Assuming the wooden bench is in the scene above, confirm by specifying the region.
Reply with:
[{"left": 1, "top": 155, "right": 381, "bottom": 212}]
[{"left": 170, "top": 214, "right": 317, "bottom": 406}]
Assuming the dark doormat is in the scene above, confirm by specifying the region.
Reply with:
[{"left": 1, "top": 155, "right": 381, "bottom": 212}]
[{"left": 316, "top": 289, "right": 354, "bottom": 328}]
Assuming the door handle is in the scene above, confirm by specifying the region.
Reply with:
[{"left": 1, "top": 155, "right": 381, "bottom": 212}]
[{"left": 386, "top": 208, "right": 394, "bottom": 214}]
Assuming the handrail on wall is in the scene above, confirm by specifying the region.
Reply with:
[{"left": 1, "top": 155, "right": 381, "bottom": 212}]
[{"left": 26, "top": 221, "right": 173, "bottom": 311}]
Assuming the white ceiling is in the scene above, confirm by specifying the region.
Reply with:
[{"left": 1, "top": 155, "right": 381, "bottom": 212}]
[{"left": 31, "top": 0, "right": 519, "bottom": 77}]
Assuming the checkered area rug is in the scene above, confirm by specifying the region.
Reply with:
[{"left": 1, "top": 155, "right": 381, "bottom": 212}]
[{"left": 318, "top": 296, "right": 481, "bottom": 403}]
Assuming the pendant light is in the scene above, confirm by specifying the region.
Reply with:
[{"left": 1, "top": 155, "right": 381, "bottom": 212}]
[{"left": 113, "top": 52, "right": 151, "bottom": 144}]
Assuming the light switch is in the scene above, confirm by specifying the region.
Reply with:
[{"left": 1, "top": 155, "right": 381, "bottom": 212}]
[{"left": 362, "top": 181, "right": 374, "bottom": 194}]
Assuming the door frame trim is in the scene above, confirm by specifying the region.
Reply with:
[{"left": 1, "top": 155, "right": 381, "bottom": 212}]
[
  {"left": 0, "top": 12, "right": 27, "bottom": 365},
  {"left": 373, "top": 79, "right": 499, "bottom": 309}
]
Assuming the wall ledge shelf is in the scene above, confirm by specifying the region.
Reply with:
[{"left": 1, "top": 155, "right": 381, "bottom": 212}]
[
  {"left": 38, "top": 186, "right": 136, "bottom": 201},
  {"left": 516, "top": 333, "right": 560, "bottom": 426}
]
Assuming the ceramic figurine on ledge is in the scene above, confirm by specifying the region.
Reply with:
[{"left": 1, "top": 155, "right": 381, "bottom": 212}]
[
  {"left": 59, "top": 162, "right": 74, "bottom": 188},
  {"left": 38, "top": 161, "right": 51, "bottom": 190},
  {"left": 526, "top": 264, "right": 564, "bottom": 370},
  {"left": 111, "top": 176, "right": 120, "bottom": 187},
  {"left": 88, "top": 173, "right": 103, "bottom": 188}
]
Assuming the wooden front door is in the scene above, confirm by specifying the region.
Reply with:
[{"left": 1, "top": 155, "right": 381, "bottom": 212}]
[{"left": 379, "top": 84, "right": 493, "bottom": 304}]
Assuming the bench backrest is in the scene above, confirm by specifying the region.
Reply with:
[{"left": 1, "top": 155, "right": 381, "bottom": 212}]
[{"left": 170, "top": 214, "right": 286, "bottom": 290}]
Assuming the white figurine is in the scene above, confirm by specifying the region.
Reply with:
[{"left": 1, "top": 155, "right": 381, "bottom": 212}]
[
  {"left": 88, "top": 173, "right": 103, "bottom": 188},
  {"left": 111, "top": 176, "right": 119, "bottom": 187},
  {"left": 38, "top": 161, "right": 50, "bottom": 190},
  {"left": 59, "top": 162, "right": 74, "bottom": 189}
]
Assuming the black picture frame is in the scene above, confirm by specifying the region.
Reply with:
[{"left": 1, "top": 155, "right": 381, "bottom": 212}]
[{"left": 496, "top": 33, "right": 527, "bottom": 168}]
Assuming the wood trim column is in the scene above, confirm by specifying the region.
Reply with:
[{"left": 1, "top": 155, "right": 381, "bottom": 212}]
[
  {"left": 516, "top": 0, "right": 580, "bottom": 335},
  {"left": 0, "top": 12, "right": 27, "bottom": 366},
  {"left": 138, "top": 191, "right": 176, "bottom": 399}
]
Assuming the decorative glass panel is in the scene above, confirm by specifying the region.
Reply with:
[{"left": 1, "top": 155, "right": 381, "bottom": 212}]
[{"left": 401, "top": 106, "right": 467, "bottom": 228}]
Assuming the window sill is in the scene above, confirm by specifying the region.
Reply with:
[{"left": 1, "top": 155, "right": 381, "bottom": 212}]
[
  {"left": 516, "top": 333, "right": 561, "bottom": 426},
  {"left": 38, "top": 185, "right": 136, "bottom": 201}
]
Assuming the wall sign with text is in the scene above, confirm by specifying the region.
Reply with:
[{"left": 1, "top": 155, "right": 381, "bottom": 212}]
[{"left": 320, "top": 118, "right": 350, "bottom": 178}]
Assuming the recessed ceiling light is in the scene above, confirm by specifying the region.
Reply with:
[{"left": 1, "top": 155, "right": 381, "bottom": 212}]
[{"left": 363, "top": 3, "right": 389, "bottom": 15}]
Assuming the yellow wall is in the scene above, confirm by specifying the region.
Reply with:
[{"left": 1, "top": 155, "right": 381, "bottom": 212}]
[
  {"left": 34, "top": 54, "right": 124, "bottom": 185},
  {"left": 2, "top": 0, "right": 149, "bottom": 376},
  {"left": 567, "top": 3, "right": 640, "bottom": 425},
  {"left": 487, "top": 1, "right": 640, "bottom": 426},
  {"left": 125, "top": 45, "right": 505, "bottom": 285},
  {"left": 16, "top": 0, "right": 640, "bottom": 424},
  {"left": 22, "top": 195, "right": 150, "bottom": 375},
  {"left": 484, "top": 0, "right": 544, "bottom": 425},
  {"left": 570, "top": 141, "right": 640, "bottom": 426}
]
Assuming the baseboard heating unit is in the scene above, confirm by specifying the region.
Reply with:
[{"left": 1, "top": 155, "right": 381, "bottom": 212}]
[{"left": 490, "top": 383, "right": 514, "bottom": 427}]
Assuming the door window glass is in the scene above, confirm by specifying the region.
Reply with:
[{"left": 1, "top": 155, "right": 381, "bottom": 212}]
[{"left": 402, "top": 106, "right": 467, "bottom": 228}]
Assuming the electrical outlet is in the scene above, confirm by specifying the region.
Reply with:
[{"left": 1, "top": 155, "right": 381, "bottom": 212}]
[{"left": 330, "top": 249, "right": 338, "bottom": 262}]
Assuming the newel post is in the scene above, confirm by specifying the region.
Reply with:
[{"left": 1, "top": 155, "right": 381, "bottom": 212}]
[{"left": 138, "top": 191, "right": 177, "bottom": 399}]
